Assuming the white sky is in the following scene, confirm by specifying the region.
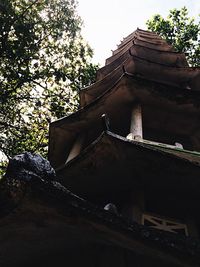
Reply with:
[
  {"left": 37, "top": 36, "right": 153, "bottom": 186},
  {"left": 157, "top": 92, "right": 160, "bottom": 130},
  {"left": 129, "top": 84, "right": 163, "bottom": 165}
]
[{"left": 77, "top": 0, "right": 200, "bottom": 66}]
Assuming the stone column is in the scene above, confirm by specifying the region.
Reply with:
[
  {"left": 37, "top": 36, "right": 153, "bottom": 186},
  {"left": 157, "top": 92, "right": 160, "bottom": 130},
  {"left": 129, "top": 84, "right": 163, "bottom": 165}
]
[
  {"left": 129, "top": 103, "right": 143, "bottom": 140},
  {"left": 66, "top": 134, "right": 85, "bottom": 163}
]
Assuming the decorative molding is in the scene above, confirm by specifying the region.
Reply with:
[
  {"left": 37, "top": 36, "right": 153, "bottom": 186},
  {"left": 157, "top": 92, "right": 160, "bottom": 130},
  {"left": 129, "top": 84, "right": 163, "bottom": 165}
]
[{"left": 142, "top": 213, "right": 188, "bottom": 236}]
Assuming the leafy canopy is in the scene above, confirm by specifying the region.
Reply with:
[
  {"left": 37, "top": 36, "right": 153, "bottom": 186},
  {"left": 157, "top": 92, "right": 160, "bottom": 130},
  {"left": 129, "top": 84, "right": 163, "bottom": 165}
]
[
  {"left": 146, "top": 7, "right": 200, "bottom": 66},
  {"left": 0, "top": 0, "right": 98, "bottom": 172}
]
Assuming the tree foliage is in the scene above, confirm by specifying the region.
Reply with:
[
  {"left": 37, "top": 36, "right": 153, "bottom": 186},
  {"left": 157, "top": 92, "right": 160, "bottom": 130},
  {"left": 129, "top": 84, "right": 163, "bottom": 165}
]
[
  {"left": 0, "top": 0, "right": 98, "bottom": 171},
  {"left": 146, "top": 7, "right": 200, "bottom": 66}
]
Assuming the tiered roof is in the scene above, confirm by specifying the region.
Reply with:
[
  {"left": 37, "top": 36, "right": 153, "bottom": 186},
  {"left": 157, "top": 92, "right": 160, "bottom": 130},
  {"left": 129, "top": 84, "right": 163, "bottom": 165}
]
[
  {"left": 80, "top": 28, "right": 199, "bottom": 107},
  {"left": 49, "top": 28, "right": 200, "bottom": 180}
]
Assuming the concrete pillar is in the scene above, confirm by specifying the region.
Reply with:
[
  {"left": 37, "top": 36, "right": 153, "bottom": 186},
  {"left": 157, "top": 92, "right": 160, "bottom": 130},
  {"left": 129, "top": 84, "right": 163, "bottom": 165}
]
[
  {"left": 129, "top": 103, "right": 143, "bottom": 139},
  {"left": 66, "top": 134, "right": 85, "bottom": 163},
  {"left": 130, "top": 103, "right": 143, "bottom": 138}
]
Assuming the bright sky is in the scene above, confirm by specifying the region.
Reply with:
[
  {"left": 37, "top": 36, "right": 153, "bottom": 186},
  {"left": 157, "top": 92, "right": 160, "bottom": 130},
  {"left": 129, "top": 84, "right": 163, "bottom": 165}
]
[{"left": 77, "top": 0, "right": 200, "bottom": 66}]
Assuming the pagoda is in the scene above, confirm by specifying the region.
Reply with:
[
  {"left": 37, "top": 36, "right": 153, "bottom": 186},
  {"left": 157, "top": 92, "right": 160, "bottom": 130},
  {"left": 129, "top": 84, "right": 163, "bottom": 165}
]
[
  {"left": 49, "top": 28, "right": 200, "bottom": 232},
  {"left": 1, "top": 29, "right": 200, "bottom": 266}
]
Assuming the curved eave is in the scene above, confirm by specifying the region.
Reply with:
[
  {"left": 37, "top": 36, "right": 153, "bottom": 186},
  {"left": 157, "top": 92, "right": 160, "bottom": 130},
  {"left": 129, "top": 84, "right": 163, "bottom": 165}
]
[
  {"left": 1, "top": 176, "right": 199, "bottom": 266},
  {"left": 106, "top": 41, "right": 187, "bottom": 66},
  {"left": 49, "top": 74, "right": 200, "bottom": 168},
  {"left": 97, "top": 44, "right": 188, "bottom": 81},
  {"left": 113, "top": 34, "right": 173, "bottom": 56},
  {"left": 106, "top": 39, "right": 134, "bottom": 65},
  {"left": 57, "top": 131, "right": 200, "bottom": 198},
  {"left": 115, "top": 30, "right": 136, "bottom": 51},
  {"left": 81, "top": 54, "right": 200, "bottom": 107},
  {"left": 112, "top": 29, "right": 173, "bottom": 56},
  {"left": 80, "top": 62, "right": 125, "bottom": 107}
]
